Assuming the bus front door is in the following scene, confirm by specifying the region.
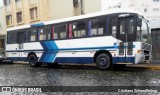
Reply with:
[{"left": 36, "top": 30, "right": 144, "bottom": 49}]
[
  {"left": 118, "top": 17, "right": 135, "bottom": 63},
  {"left": 18, "top": 32, "right": 24, "bottom": 61}
]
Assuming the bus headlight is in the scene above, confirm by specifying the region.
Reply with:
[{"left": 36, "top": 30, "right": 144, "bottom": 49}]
[{"left": 137, "top": 50, "right": 142, "bottom": 53}]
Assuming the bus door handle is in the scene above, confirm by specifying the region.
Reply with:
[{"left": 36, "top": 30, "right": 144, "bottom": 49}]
[{"left": 72, "top": 52, "right": 76, "bottom": 54}]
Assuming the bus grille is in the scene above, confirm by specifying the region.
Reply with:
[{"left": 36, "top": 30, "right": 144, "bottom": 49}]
[{"left": 142, "top": 43, "right": 152, "bottom": 51}]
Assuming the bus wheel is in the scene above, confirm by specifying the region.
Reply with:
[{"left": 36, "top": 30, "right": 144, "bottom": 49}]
[
  {"left": 96, "top": 53, "right": 111, "bottom": 70},
  {"left": 28, "top": 54, "right": 42, "bottom": 67}
]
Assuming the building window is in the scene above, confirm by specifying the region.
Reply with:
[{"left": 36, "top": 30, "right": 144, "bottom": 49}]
[
  {"left": 153, "top": 8, "right": 159, "bottom": 12},
  {"left": 16, "top": 12, "right": 22, "bottom": 23},
  {"left": 6, "top": 15, "right": 12, "bottom": 26},
  {"left": 15, "top": 0, "right": 21, "bottom": 2},
  {"left": 153, "top": 0, "right": 159, "bottom": 2},
  {"left": 30, "top": 7, "right": 38, "bottom": 20},
  {"left": 4, "top": 0, "right": 11, "bottom": 5},
  {"left": 144, "top": 8, "right": 147, "bottom": 12}
]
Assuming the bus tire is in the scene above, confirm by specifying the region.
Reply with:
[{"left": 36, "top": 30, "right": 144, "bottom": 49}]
[
  {"left": 96, "top": 53, "right": 111, "bottom": 70},
  {"left": 28, "top": 54, "right": 42, "bottom": 67}
]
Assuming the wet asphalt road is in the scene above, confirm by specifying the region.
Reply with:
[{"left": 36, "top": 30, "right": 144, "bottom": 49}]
[
  {"left": 0, "top": 63, "right": 160, "bottom": 94},
  {"left": 0, "top": 63, "right": 160, "bottom": 86}
]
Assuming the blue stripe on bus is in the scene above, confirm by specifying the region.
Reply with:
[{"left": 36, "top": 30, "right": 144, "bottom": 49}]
[
  {"left": 112, "top": 57, "right": 135, "bottom": 64},
  {"left": 54, "top": 57, "right": 94, "bottom": 63},
  {"left": 54, "top": 57, "right": 135, "bottom": 64},
  {"left": 39, "top": 41, "right": 59, "bottom": 63},
  {"left": 31, "top": 23, "right": 44, "bottom": 27},
  {"left": 6, "top": 46, "right": 119, "bottom": 52},
  {"left": 7, "top": 57, "right": 135, "bottom": 65}
]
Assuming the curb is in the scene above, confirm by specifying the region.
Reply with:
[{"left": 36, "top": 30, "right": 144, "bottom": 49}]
[{"left": 127, "top": 64, "right": 160, "bottom": 70}]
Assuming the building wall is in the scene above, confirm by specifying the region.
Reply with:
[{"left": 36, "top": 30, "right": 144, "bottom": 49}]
[
  {"left": 0, "top": 6, "right": 6, "bottom": 49},
  {"left": 102, "top": 0, "right": 160, "bottom": 20},
  {"left": 49, "top": 0, "right": 74, "bottom": 20},
  {"left": 83, "top": 0, "right": 101, "bottom": 14},
  {"left": 4, "top": 0, "right": 51, "bottom": 27},
  {"left": 0, "top": 6, "right": 6, "bottom": 35},
  {"left": 4, "top": 0, "right": 102, "bottom": 27}
]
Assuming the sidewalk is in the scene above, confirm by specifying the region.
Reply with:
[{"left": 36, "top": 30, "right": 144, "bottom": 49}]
[
  {"left": 127, "top": 63, "right": 160, "bottom": 70},
  {"left": 3, "top": 60, "right": 160, "bottom": 70}
]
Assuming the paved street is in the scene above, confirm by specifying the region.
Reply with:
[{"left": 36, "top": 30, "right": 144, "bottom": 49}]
[{"left": 0, "top": 63, "right": 160, "bottom": 94}]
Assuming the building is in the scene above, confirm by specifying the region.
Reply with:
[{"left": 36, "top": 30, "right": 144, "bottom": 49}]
[
  {"left": 102, "top": 0, "right": 160, "bottom": 20},
  {"left": 4, "top": 0, "right": 101, "bottom": 28},
  {"left": 0, "top": 6, "right": 6, "bottom": 49},
  {"left": 150, "top": 19, "right": 160, "bottom": 63}
]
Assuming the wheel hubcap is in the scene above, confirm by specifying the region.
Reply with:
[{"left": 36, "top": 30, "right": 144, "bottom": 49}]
[{"left": 99, "top": 58, "right": 107, "bottom": 66}]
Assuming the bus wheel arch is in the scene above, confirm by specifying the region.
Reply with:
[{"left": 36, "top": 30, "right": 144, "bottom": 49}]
[
  {"left": 94, "top": 50, "right": 112, "bottom": 70},
  {"left": 28, "top": 52, "right": 42, "bottom": 67}
]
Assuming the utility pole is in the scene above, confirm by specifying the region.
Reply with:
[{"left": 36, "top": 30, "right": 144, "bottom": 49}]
[{"left": 80, "top": 0, "right": 84, "bottom": 15}]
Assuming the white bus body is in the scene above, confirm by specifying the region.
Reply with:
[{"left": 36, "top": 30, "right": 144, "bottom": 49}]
[{"left": 6, "top": 9, "right": 152, "bottom": 69}]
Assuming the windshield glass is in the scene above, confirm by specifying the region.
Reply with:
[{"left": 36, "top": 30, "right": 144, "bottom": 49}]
[{"left": 136, "top": 18, "right": 149, "bottom": 42}]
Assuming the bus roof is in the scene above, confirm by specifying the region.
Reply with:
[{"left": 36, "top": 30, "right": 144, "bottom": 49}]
[{"left": 7, "top": 8, "right": 142, "bottom": 31}]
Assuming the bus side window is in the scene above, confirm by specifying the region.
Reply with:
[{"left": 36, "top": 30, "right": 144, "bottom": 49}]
[
  {"left": 98, "top": 17, "right": 106, "bottom": 35},
  {"left": 88, "top": 19, "right": 98, "bottom": 36},
  {"left": 30, "top": 28, "right": 37, "bottom": 42},
  {"left": 7, "top": 31, "right": 17, "bottom": 44},
  {"left": 59, "top": 24, "right": 67, "bottom": 39},
  {"left": 111, "top": 19, "right": 117, "bottom": 38},
  {"left": 88, "top": 17, "right": 106, "bottom": 37},
  {"left": 53, "top": 25, "right": 59, "bottom": 40},
  {"left": 26, "top": 30, "right": 31, "bottom": 42},
  {"left": 38, "top": 26, "right": 51, "bottom": 41},
  {"left": 72, "top": 20, "right": 86, "bottom": 38}
]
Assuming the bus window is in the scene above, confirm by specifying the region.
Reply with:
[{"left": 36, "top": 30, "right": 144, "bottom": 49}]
[
  {"left": 53, "top": 25, "right": 59, "bottom": 40},
  {"left": 128, "top": 19, "right": 134, "bottom": 34},
  {"left": 26, "top": 28, "right": 37, "bottom": 42},
  {"left": 89, "top": 19, "right": 98, "bottom": 36},
  {"left": 31, "top": 28, "right": 37, "bottom": 41},
  {"left": 98, "top": 17, "right": 106, "bottom": 35},
  {"left": 72, "top": 20, "right": 86, "bottom": 38},
  {"left": 120, "top": 20, "right": 125, "bottom": 35},
  {"left": 112, "top": 19, "right": 117, "bottom": 38},
  {"left": 88, "top": 17, "right": 106, "bottom": 37},
  {"left": 7, "top": 31, "right": 17, "bottom": 44},
  {"left": 59, "top": 24, "right": 67, "bottom": 39},
  {"left": 38, "top": 26, "right": 51, "bottom": 41}
]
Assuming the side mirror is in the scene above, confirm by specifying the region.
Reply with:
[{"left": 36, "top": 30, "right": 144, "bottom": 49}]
[{"left": 137, "top": 18, "right": 142, "bottom": 27}]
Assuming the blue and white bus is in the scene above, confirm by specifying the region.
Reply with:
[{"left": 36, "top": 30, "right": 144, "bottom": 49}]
[{"left": 6, "top": 9, "right": 152, "bottom": 70}]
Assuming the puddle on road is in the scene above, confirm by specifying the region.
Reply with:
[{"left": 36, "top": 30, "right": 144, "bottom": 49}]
[{"left": 149, "top": 78, "right": 160, "bottom": 85}]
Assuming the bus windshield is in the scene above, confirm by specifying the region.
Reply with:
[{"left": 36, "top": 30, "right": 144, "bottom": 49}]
[{"left": 137, "top": 18, "right": 149, "bottom": 42}]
